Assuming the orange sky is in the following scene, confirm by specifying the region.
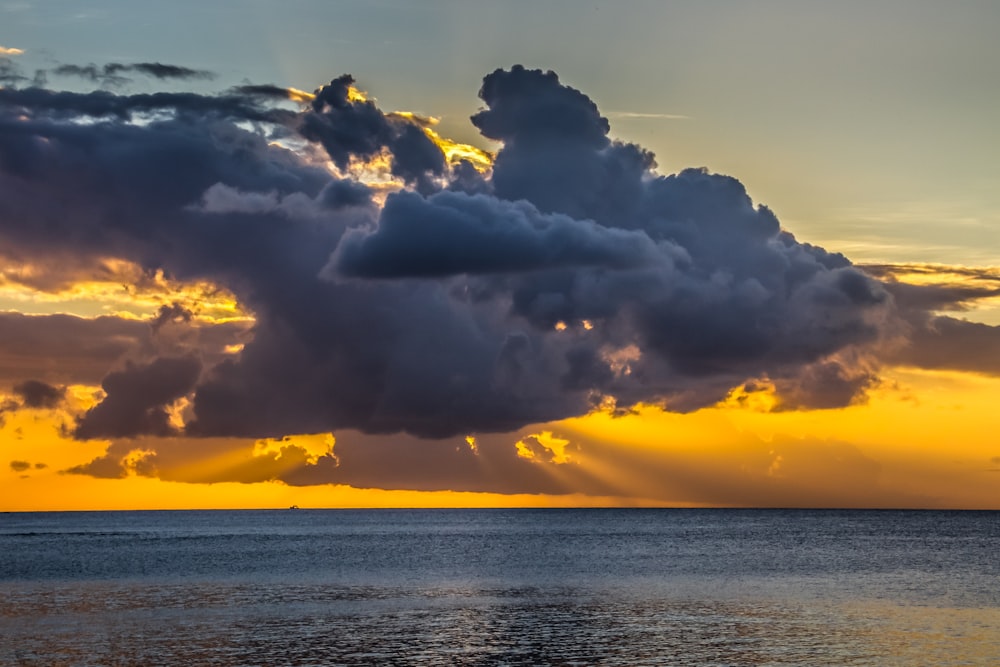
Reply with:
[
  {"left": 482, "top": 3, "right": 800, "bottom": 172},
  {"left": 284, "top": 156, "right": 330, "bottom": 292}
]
[
  {"left": 2, "top": 236, "right": 998, "bottom": 510},
  {"left": 3, "top": 348, "right": 998, "bottom": 510}
]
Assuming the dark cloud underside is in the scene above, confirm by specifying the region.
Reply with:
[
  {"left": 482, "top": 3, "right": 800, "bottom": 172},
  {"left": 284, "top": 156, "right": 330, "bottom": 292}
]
[{"left": 1, "top": 61, "right": 994, "bottom": 454}]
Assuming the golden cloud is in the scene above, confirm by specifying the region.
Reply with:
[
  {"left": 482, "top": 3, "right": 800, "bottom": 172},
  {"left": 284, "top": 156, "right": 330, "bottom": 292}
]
[{"left": 0, "top": 257, "right": 253, "bottom": 324}]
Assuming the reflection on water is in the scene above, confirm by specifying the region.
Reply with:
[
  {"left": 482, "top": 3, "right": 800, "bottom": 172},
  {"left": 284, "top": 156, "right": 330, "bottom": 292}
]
[
  {"left": 1, "top": 509, "right": 998, "bottom": 665},
  {"left": 3, "top": 583, "right": 998, "bottom": 666}
]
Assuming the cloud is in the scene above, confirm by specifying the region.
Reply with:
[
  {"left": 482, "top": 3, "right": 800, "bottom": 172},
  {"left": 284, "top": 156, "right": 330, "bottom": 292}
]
[
  {"left": 887, "top": 315, "right": 1000, "bottom": 376},
  {"left": 770, "top": 358, "right": 878, "bottom": 410},
  {"left": 330, "top": 189, "right": 666, "bottom": 278},
  {"left": 0, "top": 311, "right": 247, "bottom": 389},
  {"left": 857, "top": 263, "right": 1000, "bottom": 377},
  {"left": 12, "top": 380, "right": 65, "bottom": 409},
  {"left": 863, "top": 263, "right": 1000, "bottom": 312},
  {"left": 193, "top": 183, "right": 282, "bottom": 215},
  {"left": 150, "top": 303, "right": 194, "bottom": 333},
  {"left": 0, "top": 61, "right": 955, "bottom": 451},
  {"left": 63, "top": 446, "right": 138, "bottom": 479},
  {"left": 0, "top": 46, "right": 24, "bottom": 56},
  {"left": 0, "top": 58, "right": 27, "bottom": 86},
  {"left": 7, "top": 460, "right": 47, "bottom": 476},
  {"left": 0, "top": 86, "right": 295, "bottom": 123},
  {"left": 65, "top": 434, "right": 340, "bottom": 484},
  {"left": 52, "top": 62, "right": 214, "bottom": 87},
  {"left": 232, "top": 84, "right": 304, "bottom": 100},
  {"left": 64, "top": 429, "right": 605, "bottom": 495},
  {"left": 298, "top": 74, "right": 446, "bottom": 189},
  {"left": 63, "top": 420, "right": 943, "bottom": 507},
  {"left": 114, "top": 62, "right": 214, "bottom": 81},
  {"left": 0, "top": 313, "right": 148, "bottom": 387},
  {"left": 74, "top": 356, "right": 202, "bottom": 440},
  {"left": 51, "top": 64, "right": 127, "bottom": 87}
]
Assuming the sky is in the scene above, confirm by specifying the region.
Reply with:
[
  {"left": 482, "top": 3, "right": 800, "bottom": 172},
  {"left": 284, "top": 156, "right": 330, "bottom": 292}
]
[{"left": 1, "top": 0, "right": 999, "bottom": 510}]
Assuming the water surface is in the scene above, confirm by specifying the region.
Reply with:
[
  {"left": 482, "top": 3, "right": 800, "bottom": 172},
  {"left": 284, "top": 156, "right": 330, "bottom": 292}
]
[{"left": 1, "top": 509, "right": 997, "bottom": 665}]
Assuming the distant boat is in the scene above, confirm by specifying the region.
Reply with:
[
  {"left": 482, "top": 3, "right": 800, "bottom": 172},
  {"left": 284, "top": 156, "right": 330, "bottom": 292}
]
[{"left": 288, "top": 505, "right": 300, "bottom": 510}]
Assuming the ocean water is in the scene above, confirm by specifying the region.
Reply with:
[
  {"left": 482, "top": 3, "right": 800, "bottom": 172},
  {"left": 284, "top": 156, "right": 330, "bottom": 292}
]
[{"left": 1, "top": 509, "right": 998, "bottom": 666}]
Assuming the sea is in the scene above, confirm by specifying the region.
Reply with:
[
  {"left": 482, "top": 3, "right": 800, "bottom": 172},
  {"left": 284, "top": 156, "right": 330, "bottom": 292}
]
[{"left": 0, "top": 509, "right": 997, "bottom": 666}]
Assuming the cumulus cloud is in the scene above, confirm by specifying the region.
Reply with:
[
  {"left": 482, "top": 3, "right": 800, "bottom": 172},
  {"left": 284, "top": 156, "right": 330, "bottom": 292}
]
[
  {"left": 330, "top": 189, "right": 666, "bottom": 278},
  {"left": 298, "top": 74, "right": 446, "bottom": 190},
  {"left": 0, "top": 60, "right": 987, "bottom": 458},
  {"left": 74, "top": 356, "right": 202, "bottom": 440}
]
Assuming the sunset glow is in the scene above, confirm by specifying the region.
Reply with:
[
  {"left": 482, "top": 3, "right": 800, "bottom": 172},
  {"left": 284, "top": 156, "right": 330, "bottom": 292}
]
[{"left": 2, "top": 2, "right": 999, "bottom": 512}]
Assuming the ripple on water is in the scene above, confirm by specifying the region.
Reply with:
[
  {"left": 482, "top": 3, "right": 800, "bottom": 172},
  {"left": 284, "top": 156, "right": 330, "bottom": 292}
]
[{"left": 3, "top": 582, "right": 999, "bottom": 666}]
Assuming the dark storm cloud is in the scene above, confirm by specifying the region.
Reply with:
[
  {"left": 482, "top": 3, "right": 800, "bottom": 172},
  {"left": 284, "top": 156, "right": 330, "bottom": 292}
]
[
  {"left": 318, "top": 178, "right": 373, "bottom": 209},
  {"left": 298, "top": 74, "right": 445, "bottom": 186},
  {"left": 331, "top": 189, "right": 663, "bottom": 278},
  {"left": 12, "top": 380, "right": 65, "bottom": 409},
  {"left": 0, "top": 311, "right": 248, "bottom": 415},
  {"left": 447, "top": 158, "right": 493, "bottom": 195},
  {"left": 471, "top": 65, "right": 657, "bottom": 231},
  {"left": 74, "top": 356, "right": 202, "bottom": 440},
  {"left": 0, "top": 111, "right": 333, "bottom": 271},
  {"left": 2, "top": 62, "right": 972, "bottom": 453},
  {"left": 474, "top": 65, "right": 610, "bottom": 148},
  {"left": 298, "top": 74, "right": 393, "bottom": 168},
  {"left": 388, "top": 123, "right": 447, "bottom": 192}
]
